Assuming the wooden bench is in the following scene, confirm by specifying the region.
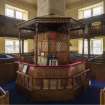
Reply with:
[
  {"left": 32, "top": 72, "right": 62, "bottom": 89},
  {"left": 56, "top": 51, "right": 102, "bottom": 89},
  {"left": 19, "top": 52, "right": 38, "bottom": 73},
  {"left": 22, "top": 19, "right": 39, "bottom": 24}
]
[{"left": 0, "top": 62, "right": 18, "bottom": 84}]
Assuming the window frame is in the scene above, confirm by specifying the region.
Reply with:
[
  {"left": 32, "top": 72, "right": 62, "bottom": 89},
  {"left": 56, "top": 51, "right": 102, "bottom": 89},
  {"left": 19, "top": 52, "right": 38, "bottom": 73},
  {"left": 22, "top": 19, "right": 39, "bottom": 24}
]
[
  {"left": 5, "top": 4, "right": 28, "bottom": 20},
  {"left": 78, "top": 38, "right": 103, "bottom": 55},
  {"left": 5, "top": 39, "right": 19, "bottom": 54},
  {"left": 91, "top": 39, "right": 103, "bottom": 55},
  {"left": 83, "top": 9, "right": 92, "bottom": 18},
  {"left": 78, "top": 2, "right": 104, "bottom": 19},
  {"left": 5, "top": 38, "right": 28, "bottom": 54},
  {"left": 5, "top": 8, "right": 14, "bottom": 18}
]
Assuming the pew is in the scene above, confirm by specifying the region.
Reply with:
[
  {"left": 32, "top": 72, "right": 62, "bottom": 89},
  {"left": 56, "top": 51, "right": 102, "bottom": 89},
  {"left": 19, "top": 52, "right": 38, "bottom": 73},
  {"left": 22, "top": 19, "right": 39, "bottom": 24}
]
[{"left": 0, "top": 87, "right": 9, "bottom": 104}]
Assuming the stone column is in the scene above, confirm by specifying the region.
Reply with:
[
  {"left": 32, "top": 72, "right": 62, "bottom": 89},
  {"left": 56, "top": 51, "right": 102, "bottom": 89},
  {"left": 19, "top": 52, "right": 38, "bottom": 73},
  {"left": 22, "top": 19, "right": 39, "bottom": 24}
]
[
  {"left": 104, "top": 0, "right": 105, "bottom": 13},
  {"left": 37, "top": 0, "right": 66, "bottom": 16}
]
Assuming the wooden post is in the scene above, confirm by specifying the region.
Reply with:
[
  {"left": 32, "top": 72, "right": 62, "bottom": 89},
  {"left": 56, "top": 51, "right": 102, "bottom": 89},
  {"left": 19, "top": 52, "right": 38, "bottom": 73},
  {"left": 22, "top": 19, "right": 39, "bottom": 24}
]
[
  {"left": 22, "top": 39, "right": 24, "bottom": 54},
  {"left": 88, "top": 38, "right": 90, "bottom": 58},
  {"left": 82, "top": 38, "right": 85, "bottom": 56},
  {"left": 34, "top": 23, "right": 38, "bottom": 65},
  {"left": 82, "top": 29, "right": 85, "bottom": 56},
  {"left": 84, "top": 24, "right": 90, "bottom": 58},
  {"left": 67, "top": 24, "right": 70, "bottom": 63},
  {"left": 19, "top": 29, "right": 22, "bottom": 56}
]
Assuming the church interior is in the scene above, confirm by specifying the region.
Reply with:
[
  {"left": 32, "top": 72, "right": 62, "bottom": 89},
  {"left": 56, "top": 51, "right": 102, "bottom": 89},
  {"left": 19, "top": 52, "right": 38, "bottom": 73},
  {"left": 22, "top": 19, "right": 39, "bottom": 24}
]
[{"left": 0, "top": 0, "right": 105, "bottom": 104}]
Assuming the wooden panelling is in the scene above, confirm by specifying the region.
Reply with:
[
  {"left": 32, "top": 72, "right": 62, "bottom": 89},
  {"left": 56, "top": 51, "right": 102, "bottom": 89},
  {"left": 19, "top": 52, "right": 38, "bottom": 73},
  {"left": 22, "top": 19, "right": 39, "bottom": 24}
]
[{"left": 16, "top": 62, "right": 89, "bottom": 101}]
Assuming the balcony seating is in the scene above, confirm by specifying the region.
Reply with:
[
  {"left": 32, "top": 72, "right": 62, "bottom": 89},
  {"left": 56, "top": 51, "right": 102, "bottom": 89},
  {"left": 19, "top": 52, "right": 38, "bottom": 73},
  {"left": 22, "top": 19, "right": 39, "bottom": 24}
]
[
  {"left": 0, "top": 54, "right": 18, "bottom": 84},
  {"left": 88, "top": 55, "right": 105, "bottom": 81}
]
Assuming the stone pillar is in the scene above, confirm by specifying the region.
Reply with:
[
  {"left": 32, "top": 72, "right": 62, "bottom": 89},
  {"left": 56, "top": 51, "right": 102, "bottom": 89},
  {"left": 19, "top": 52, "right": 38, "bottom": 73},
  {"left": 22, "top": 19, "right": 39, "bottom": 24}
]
[
  {"left": 104, "top": 0, "right": 105, "bottom": 13},
  {"left": 37, "top": 0, "right": 66, "bottom": 16}
]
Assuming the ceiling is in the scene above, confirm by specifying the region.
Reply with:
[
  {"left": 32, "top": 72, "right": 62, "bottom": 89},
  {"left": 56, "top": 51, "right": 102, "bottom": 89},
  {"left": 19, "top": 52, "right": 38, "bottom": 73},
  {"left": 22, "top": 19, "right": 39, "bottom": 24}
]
[
  {"left": 19, "top": 0, "right": 82, "bottom": 6},
  {"left": 67, "top": 0, "right": 83, "bottom": 4}
]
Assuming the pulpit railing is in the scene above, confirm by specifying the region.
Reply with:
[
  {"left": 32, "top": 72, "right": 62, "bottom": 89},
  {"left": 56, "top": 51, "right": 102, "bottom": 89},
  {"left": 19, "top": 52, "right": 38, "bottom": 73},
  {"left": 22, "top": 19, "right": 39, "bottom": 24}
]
[{"left": 16, "top": 69, "right": 90, "bottom": 92}]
